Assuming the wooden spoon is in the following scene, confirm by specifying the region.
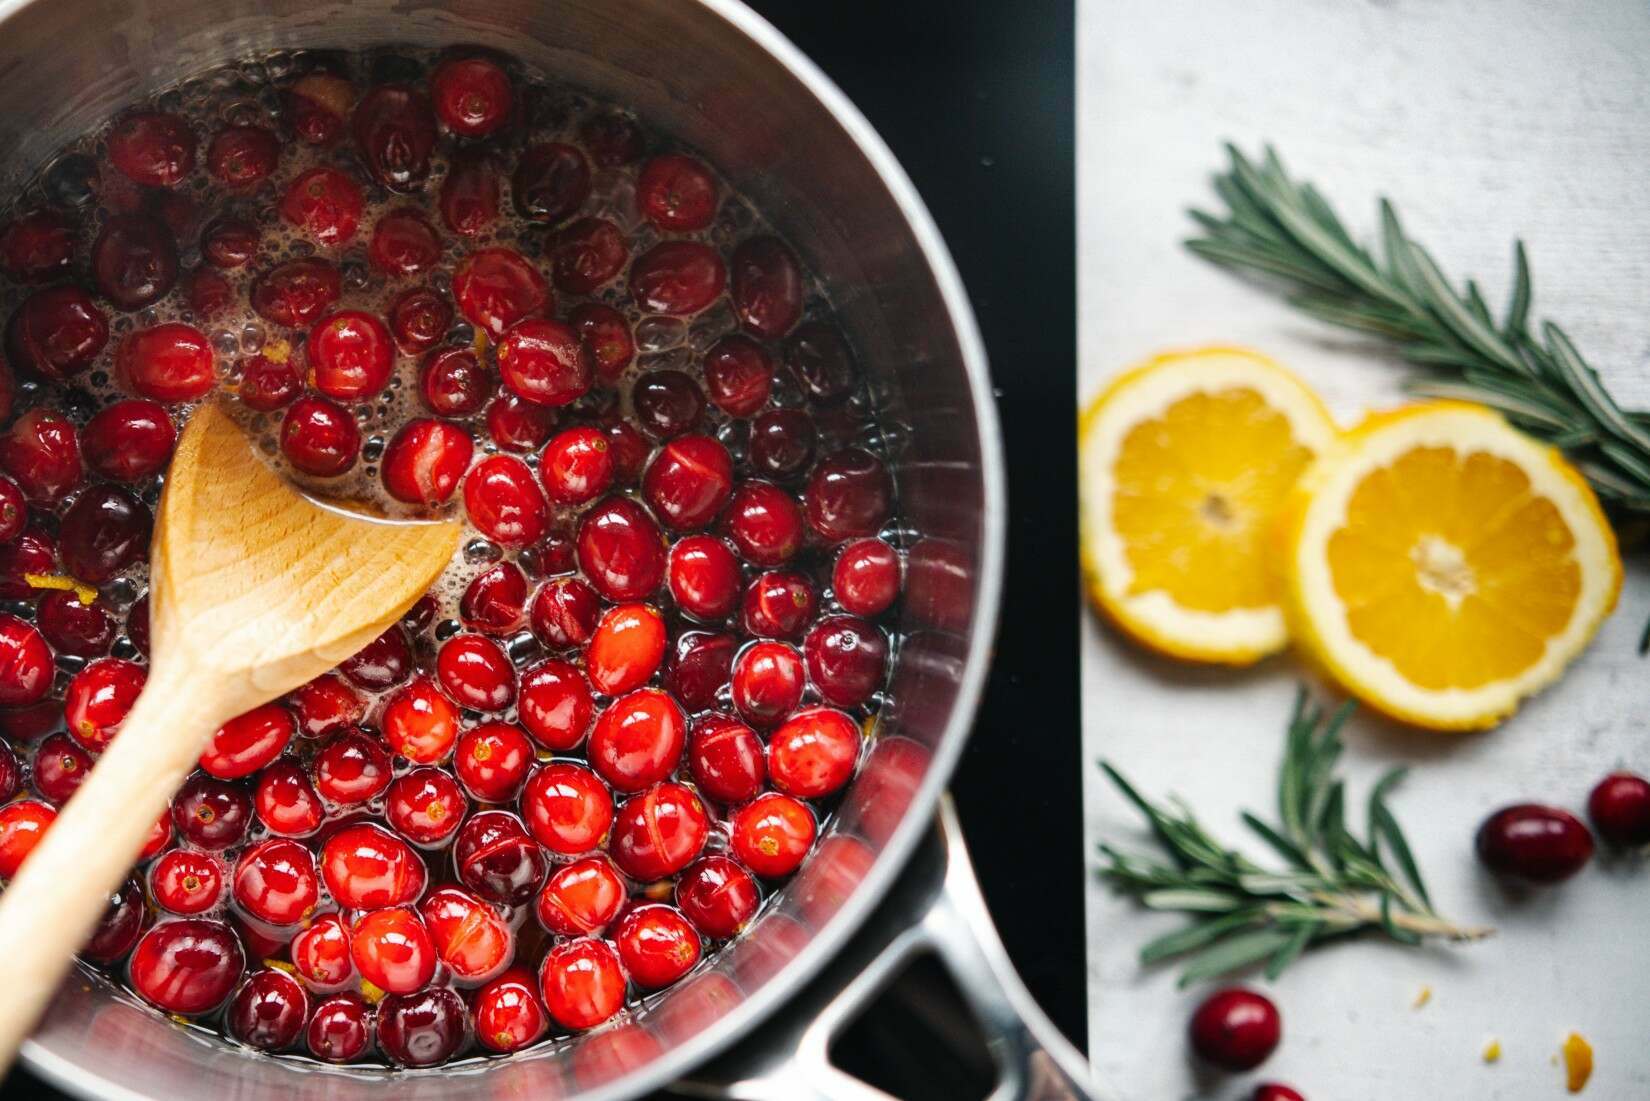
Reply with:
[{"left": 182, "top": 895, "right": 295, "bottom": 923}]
[{"left": 0, "top": 401, "right": 460, "bottom": 1065}]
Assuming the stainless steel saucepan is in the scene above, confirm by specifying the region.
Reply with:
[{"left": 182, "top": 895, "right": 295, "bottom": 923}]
[{"left": 0, "top": 2, "right": 1098, "bottom": 1097}]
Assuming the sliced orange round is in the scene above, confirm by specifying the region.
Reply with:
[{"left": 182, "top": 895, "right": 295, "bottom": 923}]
[
  {"left": 1079, "top": 347, "right": 1337, "bottom": 664},
  {"left": 1283, "top": 402, "right": 1621, "bottom": 730}
]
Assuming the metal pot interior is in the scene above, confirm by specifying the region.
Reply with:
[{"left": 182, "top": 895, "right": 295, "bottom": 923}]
[{"left": 0, "top": 2, "right": 1003, "bottom": 1098}]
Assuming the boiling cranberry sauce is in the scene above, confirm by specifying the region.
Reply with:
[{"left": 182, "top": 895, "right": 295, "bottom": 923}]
[{"left": 0, "top": 46, "right": 907, "bottom": 1067}]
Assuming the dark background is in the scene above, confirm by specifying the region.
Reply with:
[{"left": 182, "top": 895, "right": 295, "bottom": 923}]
[{"left": 3, "top": 0, "right": 1080, "bottom": 1095}]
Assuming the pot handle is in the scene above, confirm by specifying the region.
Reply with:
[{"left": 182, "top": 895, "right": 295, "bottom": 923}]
[{"left": 673, "top": 797, "right": 1109, "bottom": 1101}]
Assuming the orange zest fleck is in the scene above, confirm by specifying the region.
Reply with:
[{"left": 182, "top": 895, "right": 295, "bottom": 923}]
[
  {"left": 24, "top": 573, "right": 97, "bottom": 605},
  {"left": 1563, "top": 1032, "right": 1592, "bottom": 1093},
  {"left": 1482, "top": 1039, "right": 1501, "bottom": 1064},
  {"left": 359, "top": 979, "right": 387, "bottom": 1005},
  {"left": 1413, "top": 985, "right": 1432, "bottom": 1009},
  {"left": 263, "top": 339, "right": 292, "bottom": 365}
]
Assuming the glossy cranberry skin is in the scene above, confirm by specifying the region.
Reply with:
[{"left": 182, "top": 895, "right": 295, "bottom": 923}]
[
  {"left": 580, "top": 112, "right": 644, "bottom": 166},
  {"left": 726, "top": 482, "right": 805, "bottom": 566},
  {"left": 485, "top": 391, "right": 558, "bottom": 452},
  {"left": 577, "top": 496, "right": 667, "bottom": 601},
  {"left": 306, "top": 992, "right": 373, "bottom": 1062},
  {"left": 666, "top": 536, "right": 740, "bottom": 622},
  {"left": 187, "top": 267, "right": 234, "bottom": 318},
  {"left": 742, "top": 571, "right": 817, "bottom": 639},
  {"left": 92, "top": 213, "right": 179, "bottom": 308},
  {"left": 455, "top": 565, "right": 524, "bottom": 637},
  {"left": 379, "top": 767, "right": 465, "bottom": 850},
  {"left": 150, "top": 848, "right": 224, "bottom": 914},
  {"left": 463, "top": 455, "right": 548, "bottom": 547},
  {"left": 83, "top": 876, "right": 146, "bottom": 963},
  {"left": 729, "top": 236, "right": 805, "bottom": 339},
  {"left": 238, "top": 352, "right": 303, "bottom": 413},
  {"left": 730, "top": 792, "right": 815, "bottom": 878},
  {"left": 0, "top": 209, "right": 75, "bottom": 283},
  {"left": 590, "top": 687, "right": 685, "bottom": 793},
  {"left": 0, "top": 477, "right": 23, "bottom": 543},
  {"left": 805, "top": 448, "right": 894, "bottom": 542},
  {"left": 785, "top": 321, "right": 858, "bottom": 404},
  {"left": 200, "top": 703, "right": 295, "bottom": 779},
  {"left": 350, "top": 906, "right": 437, "bottom": 997},
  {"left": 636, "top": 154, "right": 719, "bottom": 232},
  {"left": 389, "top": 286, "right": 454, "bottom": 355},
  {"left": 571, "top": 302, "right": 635, "bottom": 381},
  {"left": 118, "top": 322, "right": 214, "bottom": 402},
  {"left": 0, "top": 740, "right": 19, "bottom": 804},
  {"left": 513, "top": 661, "right": 592, "bottom": 753},
  {"left": 420, "top": 347, "right": 490, "bottom": 417},
  {"left": 633, "top": 370, "right": 705, "bottom": 441},
  {"left": 539, "top": 426, "right": 613, "bottom": 506},
  {"left": 353, "top": 84, "right": 438, "bottom": 192},
  {"left": 630, "top": 241, "right": 726, "bottom": 316},
  {"left": 588, "top": 606, "right": 668, "bottom": 697},
  {"left": 368, "top": 207, "right": 442, "bottom": 277},
  {"left": 0, "top": 615, "right": 53, "bottom": 708},
  {"left": 604, "top": 419, "right": 650, "bottom": 484},
  {"left": 676, "top": 855, "right": 760, "bottom": 938},
  {"left": 667, "top": 630, "right": 737, "bottom": 713},
  {"left": 254, "top": 760, "right": 324, "bottom": 837},
  {"left": 438, "top": 148, "right": 502, "bottom": 237},
  {"left": 530, "top": 580, "right": 600, "bottom": 652},
  {"left": 380, "top": 677, "right": 459, "bottom": 765},
  {"left": 5, "top": 286, "right": 107, "bottom": 381},
  {"left": 129, "top": 918, "right": 245, "bottom": 1015},
  {"left": 233, "top": 838, "right": 319, "bottom": 926},
  {"left": 643, "top": 435, "right": 733, "bottom": 532},
  {"left": 1588, "top": 771, "right": 1650, "bottom": 847},
  {"left": 380, "top": 985, "right": 470, "bottom": 1068},
  {"left": 804, "top": 615, "right": 887, "bottom": 708},
  {"left": 379, "top": 418, "right": 473, "bottom": 508},
  {"left": 521, "top": 761, "right": 612, "bottom": 855},
  {"left": 433, "top": 635, "right": 513, "bottom": 713},
  {"left": 450, "top": 721, "right": 531, "bottom": 803},
  {"left": 688, "top": 715, "right": 765, "bottom": 804},
  {"left": 285, "top": 72, "right": 355, "bottom": 146},
  {"left": 454, "top": 809, "right": 550, "bottom": 904},
  {"left": 290, "top": 912, "right": 355, "bottom": 991},
  {"left": 549, "top": 216, "right": 628, "bottom": 295},
  {"left": 475, "top": 968, "right": 549, "bottom": 1053},
  {"left": 206, "top": 125, "right": 280, "bottom": 186},
  {"left": 611, "top": 783, "right": 709, "bottom": 881},
  {"left": 64, "top": 657, "right": 146, "bottom": 750},
  {"left": 279, "top": 167, "right": 364, "bottom": 246},
  {"left": 197, "top": 217, "right": 258, "bottom": 271},
  {"left": 419, "top": 884, "right": 513, "bottom": 984},
  {"left": 59, "top": 485, "right": 151, "bottom": 583},
  {"left": 281, "top": 396, "right": 360, "bottom": 477},
  {"left": 33, "top": 732, "right": 91, "bottom": 804},
  {"left": 769, "top": 706, "right": 860, "bottom": 799},
  {"left": 700, "top": 337, "right": 771, "bottom": 419},
  {"left": 313, "top": 729, "right": 393, "bottom": 804},
  {"left": 834, "top": 538, "right": 901, "bottom": 616},
  {"left": 536, "top": 856, "right": 625, "bottom": 937},
  {"left": 1476, "top": 803, "right": 1595, "bottom": 883},
  {"left": 287, "top": 671, "right": 364, "bottom": 738},
  {"left": 0, "top": 530, "right": 55, "bottom": 599},
  {"left": 0, "top": 410, "right": 81, "bottom": 504},
  {"left": 107, "top": 112, "right": 196, "bottom": 187},
  {"left": 513, "top": 142, "right": 591, "bottom": 224},
  {"left": 321, "top": 823, "right": 427, "bottom": 910},
  {"left": 309, "top": 310, "right": 395, "bottom": 400},
  {"left": 453, "top": 246, "right": 549, "bottom": 338},
  {"left": 171, "top": 774, "right": 251, "bottom": 850},
  {"left": 617, "top": 903, "right": 701, "bottom": 990},
  {"left": 251, "top": 257, "right": 342, "bottom": 327},
  {"left": 1189, "top": 987, "right": 1281, "bottom": 1071},
  {"left": 1252, "top": 1085, "right": 1305, "bottom": 1101},
  {"left": 226, "top": 968, "right": 308, "bottom": 1051},
  {"left": 0, "top": 798, "right": 54, "bottom": 876},
  {"left": 539, "top": 937, "right": 624, "bottom": 1031},
  {"left": 496, "top": 318, "right": 591, "bottom": 408},
  {"left": 82, "top": 399, "right": 175, "bottom": 482}
]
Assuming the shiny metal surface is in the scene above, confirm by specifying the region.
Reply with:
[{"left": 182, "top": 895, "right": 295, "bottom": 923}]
[{"left": 0, "top": 1, "right": 1006, "bottom": 1099}]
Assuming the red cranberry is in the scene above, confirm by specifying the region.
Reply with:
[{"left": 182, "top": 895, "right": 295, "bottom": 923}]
[
  {"left": 530, "top": 579, "right": 601, "bottom": 650},
  {"left": 389, "top": 286, "right": 454, "bottom": 354},
  {"left": 206, "top": 125, "right": 279, "bottom": 186},
  {"left": 150, "top": 848, "right": 225, "bottom": 914},
  {"left": 536, "top": 856, "right": 625, "bottom": 937},
  {"left": 521, "top": 761, "right": 612, "bottom": 854},
  {"left": 667, "top": 630, "right": 737, "bottom": 712},
  {"left": 579, "top": 112, "right": 644, "bottom": 167},
  {"left": 286, "top": 671, "right": 364, "bottom": 738},
  {"left": 6, "top": 286, "right": 108, "bottom": 381},
  {"left": 33, "top": 732, "right": 92, "bottom": 804},
  {"left": 419, "top": 885, "right": 513, "bottom": 984},
  {"left": 251, "top": 257, "right": 342, "bottom": 327},
  {"left": 1589, "top": 771, "right": 1650, "bottom": 847},
  {"left": 383, "top": 677, "right": 461, "bottom": 764},
  {"left": 517, "top": 659, "right": 594, "bottom": 750},
  {"left": 83, "top": 876, "right": 146, "bottom": 963},
  {"left": 669, "top": 535, "right": 742, "bottom": 621},
  {"left": 0, "top": 530, "right": 56, "bottom": 599},
  {"left": 172, "top": 774, "right": 251, "bottom": 850},
  {"left": 454, "top": 808, "right": 549, "bottom": 904},
  {"left": 611, "top": 782, "right": 709, "bottom": 881},
  {"left": 1253, "top": 1085, "right": 1305, "bottom": 1101},
  {"left": 107, "top": 112, "right": 196, "bottom": 187},
  {"left": 475, "top": 968, "right": 549, "bottom": 1053},
  {"left": 64, "top": 656, "right": 146, "bottom": 750},
  {"left": 464, "top": 454, "right": 550, "bottom": 547},
  {"left": 0, "top": 410, "right": 81, "bottom": 504},
  {"left": 198, "top": 217, "right": 258, "bottom": 271},
  {"left": 0, "top": 799, "right": 54, "bottom": 876},
  {"left": 281, "top": 395, "right": 360, "bottom": 476},
  {"left": 82, "top": 399, "right": 175, "bottom": 482},
  {"left": 704, "top": 335, "right": 774, "bottom": 418},
  {"left": 742, "top": 571, "right": 817, "bottom": 639},
  {"left": 688, "top": 715, "right": 765, "bottom": 804},
  {"left": 513, "top": 143, "right": 591, "bottom": 224},
  {"left": 785, "top": 321, "right": 857, "bottom": 404},
  {"left": 460, "top": 562, "right": 528, "bottom": 634},
  {"left": 403, "top": 594, "right": 438, "bottom": 635},
  {"left": 0, "top": 477, "right": 23, "bottom": 543},
  {"left": 729, "top": 792, "right": 815, "bottom": 878},
  {"left": 549, "top": 217, "right": 628, "bottom": 295},
  {"left": 1476, "top": 803, "right": 1594, "bottom": 883},
  {"left": 1189, "top": 987, "right": 1281, "bottom": 1071},
  {"left": 290, "top": 912, "right": 355, "bottom": 991},
  {"left": 436, "top": 634, "right": 516, "bottom": 712},
  {"left": 339, "top": 624, "right": 413, "bottom": 691},
  {"left": 350, "top": 905, "right": 436, "bottom": 995},
  {"left": 130, "top": 919, "right": 245, "bottom": 1015},
  {"left": 117, "top": 322, "right": 214, "bottom": 401},
  {"left": 226, "top": 968, "right": 308, "bottom": 1051},
  {"left": 577, "top": 496, "right": 667, "bottom": 601},
  {"left": 368, "top": 207, "right": 442, "bottom": 277},
  {"left": 539, "top": 936, "right": 624, "bottom": 1031},
  {"left": 590, "top": 687, "right": 685, "bottom": 793},
  {"left": 254, "top": 760, "right": 324, "bottom": 837},
  {"left": 587, "top": 606, "right": 668, "bottom": 697},
  {"left": 486, "top": 391, "right": 557, "bottom": 452},
  {"left": 308, "top": 310, "right": 394, "bottom": 400},
  {"left": 306, "top": 991, "right": 373, "bottom": 1062},
  {"left": 633, "top": 370, "right": 705, "bottom": 441},
  {"left": 834, "top": 538, "right": 900, "bottom": 616},
  {"left": 237, "top": 351, "right": 303, "bottom": 412},
  {"left": 498, "top": 317, "right": 592, "bottom": 407},
  {"left": 352, "top": 84, "right": 437, "bottom": 192},
  {"left": 536, "top": 426, "right": 612, "bottom": 507},
  {"left": 769, "top": 706, "right": 861, "bottom": 799},
  {"left": 803, "top": 615, "right": 887, "bottom": 708},
  {"left": 630, "top": 241, "right": 726, "bottom": 316},
  {"left": 731, "top": 236, "right": 804, "bottom": 339},
  {"left": 616, "top": 903, "right": 701, "bottom": 989},
  {"left": 636, "top": 154, "right": 718, "bottom": 232},
  {"left": 92, "top": 214, "right": 179, "bottom": 308},
  {"left": 320, "top": 822, "right": 427, "bottom": 909},
  {"left": 233, "top": 838, "right": 319, "bottom": 926},
  {"left": 571, "top": 302, "right": 635, "bottom": 381},
  {"left": 285, "top": 73, "right": 356, "bottom": 146},
  {"left": 805, "top": 448, "right": 894, "bottom": 543},
  {"left": 644, "top": 435, "right": 733, "bottom": 531},
  {"left": 312, "top": 729, "right": 393, "bottom": 804},
  {"left": 0, "top": 209, "right": 75, "bottom": 283},
  {"left": 454, "top": 720, "right": 533, "bottom": 803},
  {"left": 187, "top": 267, "right": 234, "bottom": 318},
  {"left": 676, "top": 855, "right": 760, "bottom": 939},
  {"left": 453, "top": 246, "right": 549, "bottom": 338},
  {"left": 200, "top": 702, "right": 294, "bottom": 779},
  {"left": 603, "top": 419, "right": 650, "bottom": 484},
  {"left": 59, "top": 485, "right": 151, "bottom": 583},
  {"left": 279, "top": 167, "right": 364, "bottom": 246},
  {"left": 432, "top": 156, "right": 499, "bottom": 245},
  {"left": 420, "top": 347, "right": 491, "bottom": 416},
  {"left": 726, "top": 482, "right": 804, "bottom": 566},
  {"left": 385, "top": 767, "right": 468, "bottom": 848},
  {"left": 380, "top": 418, "right": 474, "bottom": 507}
]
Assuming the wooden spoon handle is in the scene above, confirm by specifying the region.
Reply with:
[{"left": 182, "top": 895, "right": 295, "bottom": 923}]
[{"left": 0, "top": 668, "right": 235, "bottom": 1070}]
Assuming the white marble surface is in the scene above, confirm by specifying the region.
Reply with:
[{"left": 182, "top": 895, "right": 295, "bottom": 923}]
[{"left": 1077, "top": 2, "right": 1650, "bottom": 1098}]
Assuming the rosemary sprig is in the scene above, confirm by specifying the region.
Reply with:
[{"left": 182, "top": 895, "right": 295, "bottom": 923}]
[
  {"left": 1098, "top": 688, "right": 1491, "bottom": 985},
  {"left": 1186, "top": 143, "right": 1650, "bottom": 513}
]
